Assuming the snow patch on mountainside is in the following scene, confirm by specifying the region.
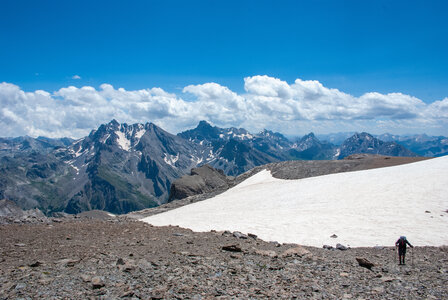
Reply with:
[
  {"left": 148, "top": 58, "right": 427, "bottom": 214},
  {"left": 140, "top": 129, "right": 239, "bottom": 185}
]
[
  {"left": 163, "top": 153, "right": 179, "bottom": 167},
  {"left": 100, "top": 133, "right": 111, "bottom": 143},
  {"left": 134, "top": 128, "right": 146, "bottom": 140},
  {"left": 115, "top": 130, "right": 131, "bottom": 151},
  {"left": 233, "top": 133, "right": 254, "bottom": 140},
  {"left": 143, "top": 156, "right": 448, "bottom": 247}
]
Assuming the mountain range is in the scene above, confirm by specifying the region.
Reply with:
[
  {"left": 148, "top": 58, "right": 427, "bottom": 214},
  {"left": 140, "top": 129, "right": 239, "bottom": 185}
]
[{"left": 1, "top": 119, "right": 442, "bottom": 215}]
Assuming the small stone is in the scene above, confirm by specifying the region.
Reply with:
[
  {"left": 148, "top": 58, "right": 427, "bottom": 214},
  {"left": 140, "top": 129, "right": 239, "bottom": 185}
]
[
  {"left": 38, "top": 278, "right": 52, "bottom": 285},
  {"left": 233, "top": 231, "right": 248, "bottom": 239},
  {"left": 323, "top": 245, "right": 333, "bottom": 250},
  {"left": 120, "top": 262, "right": 136, "bottom": 272},
  {"left": 91, "top": 276, "right": 105, "bottom": 289},
  {"left": 280, "top": 246, "right": 311, "bottom": 258},
  {"left": 150, "top": 261, "right": 159, "bottom": 267},
  {"left": 330, "top": 234, "right": 338, "bottom": 238},
  {"left": 311, "top": 285, "right": 320, "bottom": 292},
  {"left": 340, "top": 272, "right": 349, "bottom": 277},
  {"left": 57, "top": 258, "right": 80, "bottom": 267},
  {"left": 14, "top": 243, "right": 26, "bottom": 247},
  {"left": 29, "top": 261, "right": 42, "bottom": 267},
  {"left": 336, "top": 243, "right": 348, "bottom": 251},
  {"left": 269, "top": 241, "right": 281, "bottom": 247},
  {"left": 381, "top": 276, "right": 395, "bottom": 282},
  {"left": 254, "top": 249, "right": 277, "bottom": 258},
  {"left": 222, "top": 230, "right": 232, "bottom": 236},
  {"left": 222, "top": 245, "right": 242, "bottom": 252},
  {"left": 15, "top": 283, "right": 26, "bottom": 290},
  {"left": 248, "top": 233, "right": 258, "bottom": 239},
  {"left": 356, "top": 257, "right": 374, "bottom": 270},
  {"left": 80, "top": 274, "right": 91, "bottom": 282},
  {"left": 116, "top": 258, "right": 125, "bottom": 265},
  {"left": 372, "top": 286, "right": 384, "bottom": 293}
]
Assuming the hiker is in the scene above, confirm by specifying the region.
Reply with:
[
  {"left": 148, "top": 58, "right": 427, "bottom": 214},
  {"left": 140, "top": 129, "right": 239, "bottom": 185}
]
[{"left": 395, "top": 236, "right": 413, "bottom": 265}]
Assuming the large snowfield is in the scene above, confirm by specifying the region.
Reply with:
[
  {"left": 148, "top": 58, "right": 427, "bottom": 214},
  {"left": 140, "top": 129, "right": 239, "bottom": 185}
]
[{"left": 143, "top": 156, "right": 448, "bottom": 247}]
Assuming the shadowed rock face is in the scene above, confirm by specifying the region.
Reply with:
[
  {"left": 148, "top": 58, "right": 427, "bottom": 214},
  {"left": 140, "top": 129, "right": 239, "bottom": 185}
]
[
  {"left": 169, "top": 165, "right": 231, "bottom": 201},
  {"left": 61, "top": 121, "right": 203, "bottom": 215}
]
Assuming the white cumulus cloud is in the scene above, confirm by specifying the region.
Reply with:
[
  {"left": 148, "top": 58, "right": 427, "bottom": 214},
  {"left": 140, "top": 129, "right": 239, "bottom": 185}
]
[
  {"left": 0, "top": 76, "right": 446, "bottom": 138},
  {"left": 72, "top": 75, "right": 81, "bottom": 79}
]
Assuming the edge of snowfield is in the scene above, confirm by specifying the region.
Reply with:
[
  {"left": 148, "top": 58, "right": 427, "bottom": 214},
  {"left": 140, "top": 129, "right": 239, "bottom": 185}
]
[{"left": 142, "top": 156, "right": 448, "bottom": 248}]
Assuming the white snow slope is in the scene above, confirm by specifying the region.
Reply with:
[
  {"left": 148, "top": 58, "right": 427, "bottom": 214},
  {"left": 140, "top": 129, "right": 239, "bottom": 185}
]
[{"left": 142, "top": 156, "right": 448, "bottom": 247}]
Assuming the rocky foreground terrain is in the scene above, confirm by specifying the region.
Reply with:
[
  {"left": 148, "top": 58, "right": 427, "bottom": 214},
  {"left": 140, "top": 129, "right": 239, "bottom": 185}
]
[{"left": 1, "top": 217, "right": 447, "bottom": 299}]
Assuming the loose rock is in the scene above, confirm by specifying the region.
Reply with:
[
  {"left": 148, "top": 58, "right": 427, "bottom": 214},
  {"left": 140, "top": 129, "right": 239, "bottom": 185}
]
[
  {"left": 280, "top": 246, "right": 311, "bottom": 258},
  {"left": 336, "top": 243, "right": 349, "bottom": 251},
  {"left": 233, "top": 231, "right": 248, "bottom": 239},
  {"left": 222, "top": 244, "right": 242, "bottom": 252},
  {"left": 91, "top": 276, "right": 105, "bottom": 289},
  {"left": 356, "top": 257, "right": 374, "bottom": 270},
  {"left": 0, "top": 218, "right": 446, "bottom": 299}
]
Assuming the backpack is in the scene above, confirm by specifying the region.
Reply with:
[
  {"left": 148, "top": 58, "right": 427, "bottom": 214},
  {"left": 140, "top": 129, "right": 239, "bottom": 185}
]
[{"left": 399, "top": 236, "right": 406, "bottom": 247}]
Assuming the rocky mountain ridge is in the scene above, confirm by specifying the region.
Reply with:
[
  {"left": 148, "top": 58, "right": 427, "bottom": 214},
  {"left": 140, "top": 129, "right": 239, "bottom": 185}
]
[
  {"left": 338, "top": 132, "right": 416, "bottom": 159},
  {"left": 0, "top": 120, "right": 425, "bottom": 215}
]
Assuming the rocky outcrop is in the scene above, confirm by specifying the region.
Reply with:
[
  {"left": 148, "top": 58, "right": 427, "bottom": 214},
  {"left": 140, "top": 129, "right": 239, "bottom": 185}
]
[
  {"left": 0, "top": 199, "right": 47, "bottom": 224},
  {"left": 169, "top": 164, "right": 231, "bottom": 201}
]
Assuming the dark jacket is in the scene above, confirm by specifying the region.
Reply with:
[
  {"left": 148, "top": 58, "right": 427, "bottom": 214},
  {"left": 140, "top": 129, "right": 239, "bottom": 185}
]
[{"left": 395, "top": 238, "right": 413, "bottom": 250}]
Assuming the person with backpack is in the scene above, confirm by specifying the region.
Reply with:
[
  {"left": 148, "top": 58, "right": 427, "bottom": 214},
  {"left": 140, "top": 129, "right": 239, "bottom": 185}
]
[{"left": 395, "top": 236, "right": 413, "bottom": 265}]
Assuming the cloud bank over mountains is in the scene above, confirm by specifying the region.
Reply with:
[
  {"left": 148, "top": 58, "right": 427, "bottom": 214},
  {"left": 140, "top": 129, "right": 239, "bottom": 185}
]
[{"left": 1, "top": 75, "right": 447, "bottom": 138}]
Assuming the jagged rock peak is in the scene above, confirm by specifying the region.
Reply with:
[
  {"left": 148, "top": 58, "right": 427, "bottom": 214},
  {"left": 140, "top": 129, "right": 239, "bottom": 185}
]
[
  {"left": 301, "top": 132, "right": 317, "bottom": 140},
  {"left": 197, "top": 120, "right": 213, "bottom": 128},
  {"left": 178, "top": 120, "right": 222, "bottom": 141},
  {"left": 108, "top": 119, "right": 120, "bottom": 127},
  {"left": 259, "top": 129, "right": 284, "bottom": 138},
  {"left": 352, "top": 132, "right": 373, "bottom": 139},
  {"left": 259, "top": 129, "right": 272, "bottom": 136}
]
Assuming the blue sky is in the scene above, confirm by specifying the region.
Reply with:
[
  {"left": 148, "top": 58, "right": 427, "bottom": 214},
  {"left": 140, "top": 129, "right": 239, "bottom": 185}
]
[{"left": 1, "top": 0, "right": 448, "bottom": 137}]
